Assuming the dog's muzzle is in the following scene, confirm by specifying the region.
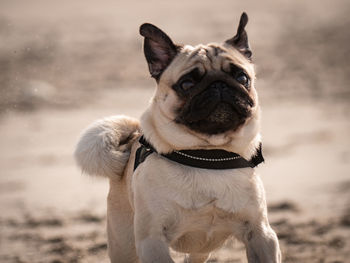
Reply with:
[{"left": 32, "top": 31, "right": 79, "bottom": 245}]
[{"left": 179, "top": 81, "right": 254, "bottom": 134}]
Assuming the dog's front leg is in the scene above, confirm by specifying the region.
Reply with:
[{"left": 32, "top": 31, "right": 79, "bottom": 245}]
[
  {"left": 134, "top": 209, "right": 174, "bottom": 263},
  {"left": 136, "top": 237, "right": 174, "bottom": 263},
  {"left": 242, "top": 221, "right": 281, "bottom": 263}
]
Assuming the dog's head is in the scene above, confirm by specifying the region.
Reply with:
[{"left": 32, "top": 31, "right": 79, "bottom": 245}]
[{"left": 140, "top": 13, "right": 260, "bottom": 157}]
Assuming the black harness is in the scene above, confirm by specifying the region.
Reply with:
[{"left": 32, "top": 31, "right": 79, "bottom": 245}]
[{"left": 134, "top": 136, "right": 264, "bottom": 171}]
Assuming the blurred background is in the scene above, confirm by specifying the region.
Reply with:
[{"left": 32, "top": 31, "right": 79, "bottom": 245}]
[{"left": 0, "top": 0, "right": 349, "bottom": 262}]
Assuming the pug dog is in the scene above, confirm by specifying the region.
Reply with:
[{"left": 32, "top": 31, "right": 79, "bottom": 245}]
[{"left": 75, "top": 12, "right": 281, "bottom": 263}]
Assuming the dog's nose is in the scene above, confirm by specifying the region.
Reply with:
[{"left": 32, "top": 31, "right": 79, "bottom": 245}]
[
  {"left": 209, "top": 81, "right": 229, "bottom": 91},
  {"left": 209, "top": 81, "right": 230, "bottom": 99}
]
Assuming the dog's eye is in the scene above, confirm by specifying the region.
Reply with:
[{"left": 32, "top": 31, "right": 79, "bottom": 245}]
[
  {"left": 180, "top": 80, "right": 195, "bottom": 91},
  {"left": 236, "top": 72, "right": 250, "bottom": 87}
]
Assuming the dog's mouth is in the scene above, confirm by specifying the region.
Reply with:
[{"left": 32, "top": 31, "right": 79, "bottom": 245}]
[{"left": 176, "top": 82, "right": 254, "bottom": 135}]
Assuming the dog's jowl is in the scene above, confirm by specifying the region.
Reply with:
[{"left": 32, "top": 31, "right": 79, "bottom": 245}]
[{"left": 75, "top": 12, "right": 281, "bottom": 263}]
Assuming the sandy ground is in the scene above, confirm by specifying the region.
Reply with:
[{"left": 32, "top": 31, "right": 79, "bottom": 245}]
[{"left": 0, "top": 0, "right": 349, "bottom": 262}]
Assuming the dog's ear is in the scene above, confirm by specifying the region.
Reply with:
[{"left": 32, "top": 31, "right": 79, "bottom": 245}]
[
  {"left": 225, "top": 12, "right": 252, "bottom": 60},
  {"left": 140, "top": 23, "right": 179, "bottom": 80}
]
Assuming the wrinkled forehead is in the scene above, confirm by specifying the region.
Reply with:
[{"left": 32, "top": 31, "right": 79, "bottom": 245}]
[{"left": 162, "top": 43, "right": 255, "bottom": 84}]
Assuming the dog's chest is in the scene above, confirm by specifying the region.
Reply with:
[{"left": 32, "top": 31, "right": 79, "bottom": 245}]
[
  {"left": 134, "top": 154, "right": 257, "bottom": 213},
  {"left": 133, "top": 155, "right": 260, "bottom": 252},
  {"left": 166, "top": 202, "right": 239, "bottom": 253}
]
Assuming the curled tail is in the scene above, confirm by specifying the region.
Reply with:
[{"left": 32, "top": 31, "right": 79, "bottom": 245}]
[{"left": 74, "top": 115, "right": 140, "bottom": 179}]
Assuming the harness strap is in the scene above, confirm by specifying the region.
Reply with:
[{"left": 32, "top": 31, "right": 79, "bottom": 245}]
[{"left": 134, "top": 136, "right": 264, "bottom": 171}]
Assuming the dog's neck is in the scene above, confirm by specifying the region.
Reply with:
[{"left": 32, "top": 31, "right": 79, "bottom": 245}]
[{"left": 140, "top": 104, "right": 261, "bottom": 160}]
